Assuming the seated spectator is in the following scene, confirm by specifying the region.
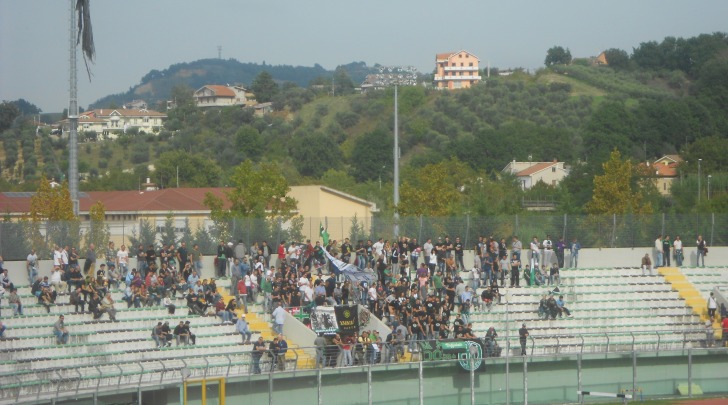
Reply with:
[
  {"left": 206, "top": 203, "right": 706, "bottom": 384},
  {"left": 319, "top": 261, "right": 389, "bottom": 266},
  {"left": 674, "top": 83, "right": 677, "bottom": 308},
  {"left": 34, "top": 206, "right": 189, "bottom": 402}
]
[
  {"left": 0, "top": 269, "right": 13, "bottom": 291},
  {"left": 555, "top": 295, "right": 572, "bottom": 318},
  {"left": 183, "top": 321, "right": 196, "bottom": 345},
  {"left": 549, "top": 264, "right": 560, "bottom": 286},
  {"left": 70, "top": 286, "right": 86, "bottom": 314},
  {"left": 236, "top": 314, "right": 252, "bottom": 344},
  {"left": 53, "top": 315, "right": 69, "bottom": 344},
  {"left": 0, "top": 321, "right": 5, "bottom": 339},
  {"left": 8, "top": 287, "right": 22, "bottom": 316},
  {"left": 101, "top": 292, "right": 118, "bottom": 321},
  {"left": 538, "top": 295, "right": 548, "bottom": 319},
  {"left": 68, "top": 267, "right": 84, "bottom": 292},
  {"left": 173, "top": 321, "right": 189, "bottom": 345},
  {"left": 50, "top": 267, "right": 67, "bottom": 292},
  {"left": 162, "top": 292, "right": 176, "bottom": 314},
  {"left": 88, "top": 293, "right": 103, "bottom": 319},
  {"left": 545, "top": 295, "right": 559, "bottom": 320},
  {"left": 485, "top": 326, "right": 499, "bottom": 357},
  {"left": 215, "top": 299, "right": 232, "bottom": 324},
  {"left": 481, "top": 287, "right": 494, "bottom": 312},
  {"left": 151, "top": 322, "right": 169, "bottom": 348},
  {"left": 107, "top": 264, "right": 121, "bottom": 290}
]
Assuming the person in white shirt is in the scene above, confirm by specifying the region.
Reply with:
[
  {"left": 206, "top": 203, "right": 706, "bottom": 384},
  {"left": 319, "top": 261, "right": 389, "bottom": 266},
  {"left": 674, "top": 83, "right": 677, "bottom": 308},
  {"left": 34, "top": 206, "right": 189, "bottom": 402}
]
[
  {"left": 530, "top": 237, "right": 540, "bottom": 269},
  {"left": 654, "top": 235, "right": 663, "bottom": 269},
  {"left": 50, "top": 267, "right": 66, "bottom": 291},
  {"left": 673, "top": 236, "right": 683, "bottom": 267},
  {"left": 542, "top": 235, "right": 553, "bottom": 267},
  {"left": 61, "top": 246, "right": 69, "bottom": 271},
  {"left": 116, "top": 245, "right": 129, "bottom": 277},
  {"left": 53, "top": 246, "right": 63, "bottom": 268},
  {"left": 372, "top": 238, "right": 384, "bottom": 260},
  {"left": 271, "top": 303, "right": 286, "bottom": 335},
  {"left": 27, "top": 249, "right": 39, "bottom": 284},
  {"left": 423, "top": 239, "right": 434, "bottom": 265},
  {"left": 368, "top": 284, "right": 378, "bottom": 312},
  {"left": 708, "top": 292, "right": 718, "bottom": 321}
]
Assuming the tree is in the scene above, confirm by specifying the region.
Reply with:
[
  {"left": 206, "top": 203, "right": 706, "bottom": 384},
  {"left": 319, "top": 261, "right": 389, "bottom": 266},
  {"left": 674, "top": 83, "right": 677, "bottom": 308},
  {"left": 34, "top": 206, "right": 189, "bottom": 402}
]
[
  {"left": 160, "top": 213, "right": 179, "bottom": 246},
  {"left": 235, "top": 125, "right": 265, "bottom": 161},
  {"left": 398, "top": 159, "right": 469, "bottom": 216},
  {"left": 204, "top": 160, "right": 297, "bottom": 220},
  {"left": 29, "top": 176, "right": 79, "bottom": 255},
  {"left": 585, "top": 150, "right": 653, "bottom": 215},
  {"left": 545, "top": 46, "right": 572, "bottom": 66},
  {"left": 0, "top": 101, "right": 20, "bottom": 133},
  {"left": 128, "top": 219, "right": 157, "bottom": 249},
  {"left": 350, "top": 128, "right": 393, "bottom": 182},
  {"left": 84, "top": 201, "right": 110, "bottom": 252},
  {"left": 252, "top": 71, "right": 279, "bottom": 103},
  {"left": 156, "top": 150, "right": 222, "bottom": 187},
  {"left": 289, "top": 132, "right": 340, "bottom": 178},
  {"left": 333, "top": 66, "right": 355, "bottom": 95},
  {"left": 603, "top": 48, "right": 630, "bottom": 70}
]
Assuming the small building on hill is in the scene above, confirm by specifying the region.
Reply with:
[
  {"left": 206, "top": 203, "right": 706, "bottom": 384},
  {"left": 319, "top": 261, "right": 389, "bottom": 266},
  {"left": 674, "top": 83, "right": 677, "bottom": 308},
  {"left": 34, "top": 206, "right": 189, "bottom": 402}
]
[
  {"left": 434, "top": 50, "right": 482, "bottom": 89},
  {"left": 58, "top": 108, "right": 166, "bottom": 140},
  {"left": 502, "top": 160, "right": 570, "bottom": 190},
  {"left": 193, "top": 85, "right": 252, "bottom": 108},
  {"left": 640, "top": 155, "right": 683, "bottom": 196}
]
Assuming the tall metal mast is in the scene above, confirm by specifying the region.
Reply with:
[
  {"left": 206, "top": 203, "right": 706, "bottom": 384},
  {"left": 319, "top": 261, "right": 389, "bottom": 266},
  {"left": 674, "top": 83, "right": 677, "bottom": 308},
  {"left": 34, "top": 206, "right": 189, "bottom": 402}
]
[{"left": 69, "top": 0, "right": 79, "bottom": 215}]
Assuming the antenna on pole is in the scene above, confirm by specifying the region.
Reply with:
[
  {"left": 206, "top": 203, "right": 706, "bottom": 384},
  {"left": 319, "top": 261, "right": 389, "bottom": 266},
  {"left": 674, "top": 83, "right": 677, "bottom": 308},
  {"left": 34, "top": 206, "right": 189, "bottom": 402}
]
[{"left": 218, "top": 45, "right": 222, "bottom": 59}]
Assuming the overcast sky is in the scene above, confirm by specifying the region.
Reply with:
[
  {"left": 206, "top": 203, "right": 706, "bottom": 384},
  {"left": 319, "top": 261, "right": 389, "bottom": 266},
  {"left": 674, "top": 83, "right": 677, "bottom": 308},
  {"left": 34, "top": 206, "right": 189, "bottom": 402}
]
[{"left": 1, "top": 0, "right": 727, "bottom": 112}]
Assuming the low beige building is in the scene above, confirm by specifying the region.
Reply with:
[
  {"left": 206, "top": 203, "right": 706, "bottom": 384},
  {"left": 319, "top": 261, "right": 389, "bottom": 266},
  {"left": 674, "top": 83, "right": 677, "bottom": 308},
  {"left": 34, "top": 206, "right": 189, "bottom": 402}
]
[{"left": 502, "top": 160, "right": 570, "bottom": 190}]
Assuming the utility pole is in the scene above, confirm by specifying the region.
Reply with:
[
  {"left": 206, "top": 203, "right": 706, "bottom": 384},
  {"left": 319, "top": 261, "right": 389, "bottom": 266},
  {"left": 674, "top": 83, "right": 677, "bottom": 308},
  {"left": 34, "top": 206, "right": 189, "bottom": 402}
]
[
  {"left": 68, "top": 0, "right": 80, "bottom": 216},
  {"left": 393, "top": 85, "right": 400, "bottom": 238}
]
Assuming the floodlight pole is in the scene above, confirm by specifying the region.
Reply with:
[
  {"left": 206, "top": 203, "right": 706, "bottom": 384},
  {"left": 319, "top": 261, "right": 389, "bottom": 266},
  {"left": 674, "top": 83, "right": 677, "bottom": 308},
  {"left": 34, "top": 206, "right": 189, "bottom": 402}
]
[
  {"left": 393, "top": 85, "right": 400, "bottom": 238},
  {"left": 68, "top": 0, "right": 80, "bottom": 215}
]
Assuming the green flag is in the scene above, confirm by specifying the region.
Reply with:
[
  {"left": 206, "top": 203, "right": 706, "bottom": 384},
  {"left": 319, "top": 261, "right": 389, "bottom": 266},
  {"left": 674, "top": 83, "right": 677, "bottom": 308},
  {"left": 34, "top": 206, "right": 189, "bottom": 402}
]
[{"left": 319, "top": 223, "right": 330, "bottom": 245}]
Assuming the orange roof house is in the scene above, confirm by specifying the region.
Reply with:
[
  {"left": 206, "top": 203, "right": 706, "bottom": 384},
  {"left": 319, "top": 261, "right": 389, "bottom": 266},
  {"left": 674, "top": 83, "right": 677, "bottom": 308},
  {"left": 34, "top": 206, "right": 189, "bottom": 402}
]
[
  {"left": 502, "top": 160, "right": 570, "bottom": 190},
  {"left": 641, "top": 155, "right": 683, "bottom": 195},
  {"left": 434, "top": 50, "right": 482, "bottom": 89}
]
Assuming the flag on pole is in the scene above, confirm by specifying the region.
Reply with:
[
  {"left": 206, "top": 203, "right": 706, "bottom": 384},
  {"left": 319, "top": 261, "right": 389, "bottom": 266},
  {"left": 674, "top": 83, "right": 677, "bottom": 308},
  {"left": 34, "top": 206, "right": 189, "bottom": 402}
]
[
  {"left": 319, "top": 222, "right": 330, "bottom": 245},
  {"left": 323, "top": 248, "right": 376, "bottom": 285}
]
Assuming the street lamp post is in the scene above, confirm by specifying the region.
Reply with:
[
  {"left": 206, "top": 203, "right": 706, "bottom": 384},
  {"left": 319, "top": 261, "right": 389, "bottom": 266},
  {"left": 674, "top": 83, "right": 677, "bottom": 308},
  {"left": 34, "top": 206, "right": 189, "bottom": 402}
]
[
  {"left": 393, "top": 85, "right": 400, "bottom": 238},
  {"left": 708, "top": 175, "right": 712, "bottom": 200},
  {"left": 698, "top": 159, "right": 702, "bottom": 205}
]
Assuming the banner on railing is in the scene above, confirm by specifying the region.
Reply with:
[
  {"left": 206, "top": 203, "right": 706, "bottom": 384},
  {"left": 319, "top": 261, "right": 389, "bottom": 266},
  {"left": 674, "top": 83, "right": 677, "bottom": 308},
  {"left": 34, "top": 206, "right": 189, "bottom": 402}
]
[
  {"left": 418, "top": 339, "right": 485, "bottom": 372},
  {"left": 334, "top": 305, "right": 358, "bottom": 334},
  {"left": 311, "top": 306, "right": 338, "bottom": 334}
]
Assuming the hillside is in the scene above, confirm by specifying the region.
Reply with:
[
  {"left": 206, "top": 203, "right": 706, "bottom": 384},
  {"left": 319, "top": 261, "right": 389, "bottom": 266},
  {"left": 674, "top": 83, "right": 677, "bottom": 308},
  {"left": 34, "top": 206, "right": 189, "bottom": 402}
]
[
  {"left": 3, "top": 32, "right": 728, "bottom": 216},
  {"left": 89, "top": 59, "right": 384, "bottom": 109}
]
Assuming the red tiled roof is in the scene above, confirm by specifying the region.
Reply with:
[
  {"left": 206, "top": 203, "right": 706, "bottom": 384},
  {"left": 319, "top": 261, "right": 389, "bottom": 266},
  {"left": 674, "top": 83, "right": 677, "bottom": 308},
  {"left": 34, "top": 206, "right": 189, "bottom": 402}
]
[
  {"left": 88, "top": 108, "right": 166, "bottom": 117},
  {"left": 0, "top": 188, "right": 231, "bottom": 215},
  {"left": 200, "top": 85, "right": 236, "bottom": 98},
  {"left": 516, "top": 162, "right": 557, "bottom": 177}
]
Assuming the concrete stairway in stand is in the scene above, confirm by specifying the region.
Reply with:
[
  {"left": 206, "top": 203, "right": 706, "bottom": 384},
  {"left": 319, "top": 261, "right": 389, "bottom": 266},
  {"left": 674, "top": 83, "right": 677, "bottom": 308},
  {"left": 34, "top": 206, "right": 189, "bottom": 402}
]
[{"left": 658, "top": 267, "right": 721, "bottom": 339}]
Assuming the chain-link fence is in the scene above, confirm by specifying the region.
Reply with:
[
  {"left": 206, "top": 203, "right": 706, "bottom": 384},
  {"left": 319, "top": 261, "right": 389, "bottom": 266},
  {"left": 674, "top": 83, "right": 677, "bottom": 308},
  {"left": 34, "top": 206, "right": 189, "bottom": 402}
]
[{"left": 0, "top": 213, "right": 723, "bottom": 261}]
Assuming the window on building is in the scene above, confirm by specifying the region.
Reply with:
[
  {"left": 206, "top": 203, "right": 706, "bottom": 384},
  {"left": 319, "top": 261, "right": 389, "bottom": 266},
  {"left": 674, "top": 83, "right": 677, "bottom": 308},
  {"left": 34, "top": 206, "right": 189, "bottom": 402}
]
[
  {"left": 552, "top": 167, "right": 556, "bottom": 172},
  {"left": 469, "top": 62, "right": 473, "bottom": 67}
]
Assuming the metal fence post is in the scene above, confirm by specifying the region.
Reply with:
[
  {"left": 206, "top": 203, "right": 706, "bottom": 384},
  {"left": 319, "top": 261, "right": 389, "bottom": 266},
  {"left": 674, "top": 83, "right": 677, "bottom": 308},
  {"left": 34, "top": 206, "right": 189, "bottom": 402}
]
[
  {"left": 523, "top": 356, "right": 528, "bottom": 405},
  {"left": 470, "top": 356, "right": 475, "bottom": 405},
  {"left": 710, "top": 213, "right": 715, "bottom": 247},
  {"left": 577, "top": 353, "right": 582, "bottom": 405},
  {"left": 632, "top": 350, "right": 636, "bottom": 399},
  {"left": 269, "top": 370, "right": 274, "bottom": 405},
  {"left": 419, "top": 360, "right": 424, "bottom": 405},
  {"left": 563, "top": 214, "right": 567, "bottom": 243},
  {"left": 465, "top": 214, "right": 470, "bottom": 249},
  {"left": 515, "top": 214, "right": 519, "bottom": 236},
  {"left": 368, "top": 364, "right": 372, "bottom": 405},
  {"left": 317, "top": 367, "right": 322, "bottom": 405},
  {"left": 688, "top": 348, "right": 692, "bottom": 398}
]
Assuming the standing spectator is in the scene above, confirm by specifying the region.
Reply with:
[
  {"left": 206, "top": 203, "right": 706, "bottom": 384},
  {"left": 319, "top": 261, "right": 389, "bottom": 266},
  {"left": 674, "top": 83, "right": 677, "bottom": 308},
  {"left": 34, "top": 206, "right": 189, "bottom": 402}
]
[
  {"left": 277, "top": 334, "right": 289, "bottom": 370},
  {"left": 641, "top": 253, "right": 653, "bottom": 276},
  {"left": 177, "top": 241, "right": 189, "bottom": 271},
  {"left": 116, "top": 245, "right": 129, "bottom": 277},
  {"left": 518, "top": 323, "right": 529, "bottom": 355},
  {"left": 654, "top": 235, "right": 663, "bottom": 269},
  {"left": 83, "top": 243, "right": 96, "bottom": 276},
  {"left": 511, "top": 236, "right": 522, "bottom": 263},
  {"left": 252, "top": 337, "right": 267, "bottom": 374},
  {"left": 721, "top": 315, "right": 728, "bottom": 348},
  {"left": 236, "top": 314, "right": 252, "bottom": 344},
  {"left": 555, "top": 237, "right": 566, "bottom": 269},
  {"left": 454, "top": 237, "right": 465, "bottom": 271},
  {"left": 26, "top": 249, "right": 38, "bottom": 284},
  {"left": 510, "top": 253, "right": 521, "bottom": 288},
  {"left": 569, "top": 238, "right": 580, "bottom": 268},
  {"left": 696, "top": 235, "right": 707, "bottom": 268},
  {"left": 529, "top": 237, "right": 540, "bottom": 270},
  {"left": 215, "top": 241, "right": 227, "bottom": 278},
  {"left": 662, "top": 235, "right": 671, "bottom": 267},
  {"left": 673, "top": 236, "right": 684, "bottom": 267},
  {"left": 705, "top": 320, "right": 715, "bottom": 348},
  {"left": 271, "top": 303, "right": 286, "bottom": 335},
  {"left": 136, "top": 244, "right": 147, "bottom": 279},
  {"left": 707, "top": 292, "right": 718, "bottom": 321},
  {"left": 314, "top": 333, "right": 327, "bottom": 368},
  {"left": 53, "top": 315, "right": 70, "bottom": 344}
]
